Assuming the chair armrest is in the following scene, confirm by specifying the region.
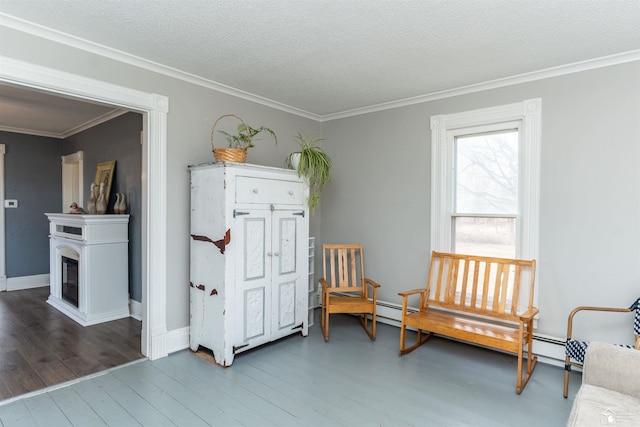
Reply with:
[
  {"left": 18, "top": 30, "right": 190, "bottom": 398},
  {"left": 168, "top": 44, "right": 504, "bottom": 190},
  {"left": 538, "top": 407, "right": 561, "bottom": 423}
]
[
  {"left": 398, "top": 289, "right": 426, "bottom": 298},
  {"left": 319, "top": 278, "right": 329, "bottom": 291},
  {"left": 566, "top": 305, "right": 631, "bottom": 340},
  {"left": 583, "top": 342, "right": 640, "bottom": 398},
  {"left": 519, "top": 307, "right": 539, "bottom": 321},
  {"left": 398, "top": 289, "right": 428, "bottom": 314},
  {"left": 364, "top": 278, "right": 381, "bottom": 288}
]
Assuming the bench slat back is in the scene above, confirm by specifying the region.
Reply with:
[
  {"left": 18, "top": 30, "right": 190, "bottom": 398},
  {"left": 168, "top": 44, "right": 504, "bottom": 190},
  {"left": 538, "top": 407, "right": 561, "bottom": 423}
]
[
  {"left": 426, "top": 251, "right": 536, "bottom": 321},
  {"left": 322, "top": 244, "right": 367, "bottom": 296}
]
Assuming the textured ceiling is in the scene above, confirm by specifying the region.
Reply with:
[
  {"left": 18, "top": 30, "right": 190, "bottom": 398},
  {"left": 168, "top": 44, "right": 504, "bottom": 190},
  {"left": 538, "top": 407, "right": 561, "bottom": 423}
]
[
  {"left": 0, "top": 84, "right": 124, "bottom": 138},
  {"left": 0, "top": 0, "right": 639, "bottom": 128}
]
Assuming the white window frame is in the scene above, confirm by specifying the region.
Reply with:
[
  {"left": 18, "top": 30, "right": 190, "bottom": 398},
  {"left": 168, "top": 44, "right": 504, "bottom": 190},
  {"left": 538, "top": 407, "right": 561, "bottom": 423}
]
[{"left": 430, "top": 98, "right": 541, "bottom": 263}]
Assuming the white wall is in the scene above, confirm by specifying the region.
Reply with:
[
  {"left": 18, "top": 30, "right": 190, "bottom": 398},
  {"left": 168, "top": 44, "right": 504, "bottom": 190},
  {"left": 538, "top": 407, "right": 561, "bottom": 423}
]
[{"left": 321, "top": 61, "right": 640, "bottom": 347}]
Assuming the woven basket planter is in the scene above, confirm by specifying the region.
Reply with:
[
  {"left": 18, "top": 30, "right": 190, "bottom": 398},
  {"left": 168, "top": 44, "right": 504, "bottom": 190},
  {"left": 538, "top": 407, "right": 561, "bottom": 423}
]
[
  {"left": 212, "top": 147, "right": 247, "bottom": 163},
  {"left": 210, "top": 114, "right": 277, "bottom": 163},
  {"left": 210, "top": 114, "right": 248, "bottom": 163}
]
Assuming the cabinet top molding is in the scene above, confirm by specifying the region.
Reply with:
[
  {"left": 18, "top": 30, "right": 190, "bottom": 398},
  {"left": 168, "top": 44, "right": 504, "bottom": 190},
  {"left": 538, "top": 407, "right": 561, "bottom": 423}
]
[
  {"left": 45, "top": 213, "right": 130, "bottom": 224},
  {"left": 188, "top": 161, "right": 299, "bottom": 176}
]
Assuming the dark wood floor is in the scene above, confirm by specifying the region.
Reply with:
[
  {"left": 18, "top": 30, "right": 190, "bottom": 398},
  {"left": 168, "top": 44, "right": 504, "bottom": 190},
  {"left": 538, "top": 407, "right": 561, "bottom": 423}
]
[{"left": 0, "top": 286, "right": 144, "bottom": 400}]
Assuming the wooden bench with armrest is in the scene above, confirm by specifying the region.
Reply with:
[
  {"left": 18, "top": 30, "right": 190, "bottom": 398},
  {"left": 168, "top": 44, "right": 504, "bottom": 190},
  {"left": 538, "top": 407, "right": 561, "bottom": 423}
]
[{"left": 398, "top": 251, "right": 538, "bottom": 394}]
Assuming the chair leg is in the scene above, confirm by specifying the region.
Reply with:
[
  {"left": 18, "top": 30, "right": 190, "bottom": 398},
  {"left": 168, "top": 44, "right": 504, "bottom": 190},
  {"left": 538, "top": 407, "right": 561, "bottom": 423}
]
[
  {"left": 563, "top": 355, "right": 572, "bottom": 398},
  {"left": 320, "top": 294, "right": 329, "bottom": 342},
  {"left": 399, "top": 319, "right": 406, "bottom": 355},
  {"left": 359, "top": 313, "right": 376, "bottom": 341},
  {"left": 515, "top": 333, "right": 537, "bottom": 394},
  {"left": 323, "top": 314, "right": 329, "bottom": 342},
  {"left": 371, "top": 308, "right": 376, "bottom": 340},
  {"left": 399, "top": 327, "right": 432, "bottom": 355}
]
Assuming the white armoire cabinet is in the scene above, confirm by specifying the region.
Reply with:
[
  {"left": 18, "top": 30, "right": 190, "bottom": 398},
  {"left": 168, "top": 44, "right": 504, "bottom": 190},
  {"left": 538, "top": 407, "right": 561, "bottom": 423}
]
[{"left": 188, "top": 162, "right": 309, "bottom": 366}]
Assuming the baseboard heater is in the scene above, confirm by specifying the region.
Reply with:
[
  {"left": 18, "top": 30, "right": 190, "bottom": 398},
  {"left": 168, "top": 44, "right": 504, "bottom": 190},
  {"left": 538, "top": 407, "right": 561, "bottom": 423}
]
[{"left": 328, "top": 296, "right": 568, "bottom": 365}]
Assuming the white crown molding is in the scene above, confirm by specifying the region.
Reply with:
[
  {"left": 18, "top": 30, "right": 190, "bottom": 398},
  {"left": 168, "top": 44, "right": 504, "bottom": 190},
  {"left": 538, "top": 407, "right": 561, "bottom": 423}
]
[
  {"left": 0, "top": 109, "right": 128, "bottom": 139},
  {"left": 323, "top": 50, "right": 640, "bottom": 121},
  {"left": 0, "top": 13, "right": 322, "bottom": 122},
  {"left": 60, "top": 109, "right": 129, "bottom": 138},
  {"left": 1, "top": 13, "right": 638, "bottom": 122},
  {"left": 0, "top": 125, "right": 62, "bottom": 139}
]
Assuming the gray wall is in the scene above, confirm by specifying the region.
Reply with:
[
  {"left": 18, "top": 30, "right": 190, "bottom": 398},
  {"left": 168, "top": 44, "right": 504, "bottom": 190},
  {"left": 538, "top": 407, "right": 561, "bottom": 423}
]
[
  {"left": 321, "top": 61, "right": 640, "bottom": 343},
  {"left": 2, "top": 23, "right": 637, "bottom": 348},
  {"left": 0, "top": 25, "right": 323, "bottom": 331},
  {"left": 63, "top": 112, "right": 143, "bottom": 301},
  {"left": 0, "top": 131, "right": 62, "bottom": 277}
]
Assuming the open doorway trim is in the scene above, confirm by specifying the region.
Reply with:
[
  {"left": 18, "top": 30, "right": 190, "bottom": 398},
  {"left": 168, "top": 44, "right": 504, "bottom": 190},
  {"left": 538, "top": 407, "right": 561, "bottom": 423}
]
[
  {"left": 0, "top": 144, "right": 5, "bottom": 292},
  {"left": 0, "top": 57, "right": 169, "bottom": 360},
  {"left": 61, "top": 150, "right": 84, "bottom": 212}
]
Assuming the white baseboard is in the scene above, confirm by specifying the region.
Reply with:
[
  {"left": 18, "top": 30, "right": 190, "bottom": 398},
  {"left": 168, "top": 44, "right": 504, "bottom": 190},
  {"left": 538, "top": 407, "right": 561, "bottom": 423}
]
[
  {"left": 167, "top": 326, "right": 190, "bottom": 354},
  {"left": 129, "top": 298, "right": 142, "bottom": 321},
  {"left": 166, "top": 298, "right": 569, "bottom": 366},
  {"left": 7, "top": 274, "right": 49, "bottom": 291}
]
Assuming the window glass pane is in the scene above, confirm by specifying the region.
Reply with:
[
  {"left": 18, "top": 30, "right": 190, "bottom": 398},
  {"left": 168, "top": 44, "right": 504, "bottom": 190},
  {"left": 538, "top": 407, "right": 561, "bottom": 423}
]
[
  {"left": 453, "top": 217, "right": 516, "bottom": 258},
  {"left": 455, "top": 130, "right": 518, "bottom": 214}
]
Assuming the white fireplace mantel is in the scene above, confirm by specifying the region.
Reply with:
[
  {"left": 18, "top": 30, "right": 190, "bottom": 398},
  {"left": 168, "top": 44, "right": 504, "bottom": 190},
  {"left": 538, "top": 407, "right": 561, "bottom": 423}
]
[{"left": 46, "top": 213, "right": 130, "bottom": 326}]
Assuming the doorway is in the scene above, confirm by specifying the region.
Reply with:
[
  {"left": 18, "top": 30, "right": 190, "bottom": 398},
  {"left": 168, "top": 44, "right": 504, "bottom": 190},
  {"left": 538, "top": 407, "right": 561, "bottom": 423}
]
[
  {"left": 61, "top": 151, "right": 84, "bottom": 212},
  {"left": 0, "top": 56, "right": 169, "bottom": 361}
]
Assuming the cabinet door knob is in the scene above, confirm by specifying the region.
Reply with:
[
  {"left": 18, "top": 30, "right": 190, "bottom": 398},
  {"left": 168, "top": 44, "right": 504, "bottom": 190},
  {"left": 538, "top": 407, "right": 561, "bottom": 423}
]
[
  {"left": 267, "top": 252, "right": 273, "bottom": 257},
  {"left": 288, "top": 190, "right": 294, "bottom": 195},
  {"left": 274, "top": 252, "right": 280, "bottom": 257},
  {"left": 252, "top": 188, "right": 259, "bottom": 193}
]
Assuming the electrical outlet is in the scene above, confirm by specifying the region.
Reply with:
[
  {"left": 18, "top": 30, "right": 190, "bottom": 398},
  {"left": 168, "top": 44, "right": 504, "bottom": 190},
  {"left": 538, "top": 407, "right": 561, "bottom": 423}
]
[{"left": 4, "top": 199, "right": 18, "bottom": 208}]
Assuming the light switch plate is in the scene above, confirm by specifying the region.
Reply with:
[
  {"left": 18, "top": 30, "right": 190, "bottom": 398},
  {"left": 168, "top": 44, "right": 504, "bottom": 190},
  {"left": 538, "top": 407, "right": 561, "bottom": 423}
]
[{"left": 4, "top": 199, "right": 18, "bottom": 208}]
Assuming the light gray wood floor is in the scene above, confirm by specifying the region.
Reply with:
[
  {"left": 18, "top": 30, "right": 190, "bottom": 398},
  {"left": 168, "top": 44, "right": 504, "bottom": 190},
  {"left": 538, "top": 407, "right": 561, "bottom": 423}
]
[{"left": 0, "top": 311, "right": 580, "bottom": 426}]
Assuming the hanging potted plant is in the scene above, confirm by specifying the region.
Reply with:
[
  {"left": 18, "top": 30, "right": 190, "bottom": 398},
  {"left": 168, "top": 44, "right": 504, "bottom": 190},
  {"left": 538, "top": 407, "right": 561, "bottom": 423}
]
[
  {"left": 286, "top": 131, "right": 332, "bottom": 212},
  {"left": 210, "top": 114, "right": 277, "bottom": 163}
]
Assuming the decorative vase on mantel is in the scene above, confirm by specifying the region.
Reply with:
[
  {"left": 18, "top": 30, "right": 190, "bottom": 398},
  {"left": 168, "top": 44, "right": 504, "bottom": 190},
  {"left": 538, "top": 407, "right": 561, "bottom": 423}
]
[
  {"left": 87, "top": 183, "right": 97, "bottom": 214},
  {"left": 118, "top": 193, "right": 127, "bottom": 214},
  {"left": 114, "top": 193, "right": 121, "bottom": 214},
  {"left": 114, "top": 193, "right": 127, "bottom": 214},
  {"left": 96, "top": 183, "right": 107, "bottom": 215}
]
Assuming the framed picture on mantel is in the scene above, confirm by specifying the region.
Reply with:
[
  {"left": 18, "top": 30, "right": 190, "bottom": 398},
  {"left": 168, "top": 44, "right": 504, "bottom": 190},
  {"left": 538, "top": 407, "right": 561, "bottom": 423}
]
[{"left": 94, "top": 160, "right": 116, "bottom": 205}]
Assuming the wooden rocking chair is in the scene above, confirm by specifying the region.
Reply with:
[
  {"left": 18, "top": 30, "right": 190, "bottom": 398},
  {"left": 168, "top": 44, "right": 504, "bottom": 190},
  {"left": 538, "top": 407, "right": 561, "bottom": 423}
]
[
  {"left": 319, "top": 244, "right": 381, "bottom": 342},
  {"left": 563, "top": 297, "right": 640, "bottom": 397}
]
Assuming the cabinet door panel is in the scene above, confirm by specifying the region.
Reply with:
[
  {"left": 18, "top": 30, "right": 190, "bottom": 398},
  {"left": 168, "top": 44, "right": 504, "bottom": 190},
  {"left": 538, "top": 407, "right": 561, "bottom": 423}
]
[
  {"left": 243, "top": 217, "right": 266, "bottom": 281},
  {"left": 277, "top": 281, "right": 296, "bottom": 330},
  {"left": 271, "top": 211, "right": 307, "bottom": 340},
  {"left": 235, "top": 210, "right": 271, "bottom": 350},
  {"left": 278, "top": 217, "right": 297, "bottom": 274},
  {"left": 244, "top": 286, "right": 265, "bottom": 340}
]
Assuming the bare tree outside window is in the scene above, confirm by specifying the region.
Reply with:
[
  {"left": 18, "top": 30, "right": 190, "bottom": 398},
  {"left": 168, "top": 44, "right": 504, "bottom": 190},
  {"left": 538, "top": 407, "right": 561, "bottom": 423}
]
[{"left": 453, "top": 130, "right": 518, "bottom": 258}]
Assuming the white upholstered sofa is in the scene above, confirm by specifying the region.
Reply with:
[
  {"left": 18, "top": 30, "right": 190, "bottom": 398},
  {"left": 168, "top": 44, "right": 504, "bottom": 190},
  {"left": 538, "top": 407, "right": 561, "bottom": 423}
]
[{"left": 567, "top": 341, "right": 640, "bottom": 426}]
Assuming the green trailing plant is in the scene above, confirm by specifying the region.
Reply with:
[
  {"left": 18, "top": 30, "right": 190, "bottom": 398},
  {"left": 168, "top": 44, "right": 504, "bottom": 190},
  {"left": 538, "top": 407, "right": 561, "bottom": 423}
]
[
  {"left": 213, "top": 114, "right": 277, "bottom": 150},
  {"left": 286, "top": 131, "right": 332, "bottom": 212}
]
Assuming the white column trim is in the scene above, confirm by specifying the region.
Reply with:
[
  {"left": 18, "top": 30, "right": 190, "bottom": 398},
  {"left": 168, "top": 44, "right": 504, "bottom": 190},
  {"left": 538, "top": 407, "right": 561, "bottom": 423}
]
[
  {"left": 0, "top": 143, "right": 6, "bottom": 291},
  {"left": 429, "top": 115, "right": 449, "bottom": 252},
  {"left": 519, "top": 98, "right": 542, "bottom": 264},
  {"left": 0, "top": 57, "right": 169, "bottom": 359}
]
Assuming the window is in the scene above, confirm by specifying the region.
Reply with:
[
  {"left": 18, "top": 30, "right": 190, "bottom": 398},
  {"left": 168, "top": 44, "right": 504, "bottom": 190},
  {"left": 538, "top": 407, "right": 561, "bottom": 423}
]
[
  {"left": 430, "top": 99, "right": 541, "bottom": 261},
  {"left": 453, "top": 125, "right": 519, "bottom": 258}
]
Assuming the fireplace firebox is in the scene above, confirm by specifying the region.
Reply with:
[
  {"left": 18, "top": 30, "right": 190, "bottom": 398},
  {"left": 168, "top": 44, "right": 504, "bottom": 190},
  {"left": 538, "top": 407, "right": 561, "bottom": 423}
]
[{"left": 61, "top": 249, "right": 79, "bottom": 307}]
